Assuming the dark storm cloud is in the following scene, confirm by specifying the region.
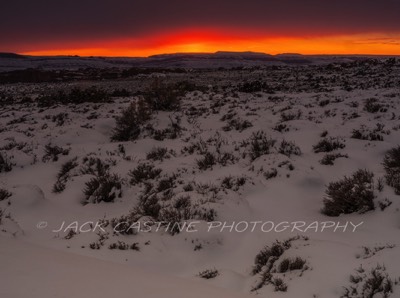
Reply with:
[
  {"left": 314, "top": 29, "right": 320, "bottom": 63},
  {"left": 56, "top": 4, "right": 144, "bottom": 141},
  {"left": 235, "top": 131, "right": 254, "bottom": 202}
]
[{"left": 1, "top": 0, "right": 400, "bottom": 51}]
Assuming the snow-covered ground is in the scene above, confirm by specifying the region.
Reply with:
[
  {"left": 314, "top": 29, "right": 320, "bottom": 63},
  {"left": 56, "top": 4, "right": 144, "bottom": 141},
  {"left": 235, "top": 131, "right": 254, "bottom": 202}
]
[{"left": 1, "top": 60, "right": 400, "bottom": 297}]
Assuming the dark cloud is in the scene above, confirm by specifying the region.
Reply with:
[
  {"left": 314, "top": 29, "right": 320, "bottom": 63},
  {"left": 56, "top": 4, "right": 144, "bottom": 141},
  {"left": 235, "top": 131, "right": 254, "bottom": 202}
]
[{"left": 1, "top": 0, "right": 400, "bottom": 51}]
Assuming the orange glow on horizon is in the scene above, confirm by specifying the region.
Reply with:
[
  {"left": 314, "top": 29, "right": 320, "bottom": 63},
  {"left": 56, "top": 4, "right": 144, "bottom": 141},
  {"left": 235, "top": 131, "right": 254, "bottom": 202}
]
[{"left": 20, "top": 30, "right": 400, "bottom": 57}]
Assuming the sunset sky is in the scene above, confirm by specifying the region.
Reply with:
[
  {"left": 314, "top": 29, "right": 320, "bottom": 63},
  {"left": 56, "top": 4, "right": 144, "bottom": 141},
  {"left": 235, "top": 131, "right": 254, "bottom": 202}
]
[{"left": 1, "top": 0, "right": 400, "bottom": 57}]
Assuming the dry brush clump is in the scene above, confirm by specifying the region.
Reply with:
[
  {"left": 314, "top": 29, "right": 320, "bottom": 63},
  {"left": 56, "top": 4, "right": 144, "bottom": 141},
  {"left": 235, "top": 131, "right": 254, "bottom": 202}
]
[
  {"left": 251, "top": 237, "right": 308, "bottom": 292},
  {"left": 351, "top": 124, "right": 390, "bottom": 142},
  {"left": 313, "top": 137, "right": 346, "bottom": 153},
  {"left": 108, "top": 241, "right": 139, "bottom": 251},
  {"left": 129, "top": 163, "right": 162, "bottom": 185},
  {"left": 382, "top": 146, "right": 400, "bottom": 195},
  {"left": 42, "top": 144, "right": 70, "bottom": 162},
  {"left": 222, "top": 115, "right": 253, "bottom": 132},
  {"left": 320, "top": 153, "right": 348, "bottom": 166},
  {"left": 83, "top": 173, "right": 122, "bottom": 204},
  {"left": 150, "top": 116, "right": 182, "bottom": 141},
  {"left": 280, "top": 109, "right": 302, "bottom": 122},
  {"left": 0, "top": 188, "right": 12, "bottom": 201},
  {"left": 221, "top": 176, "right": 246, "bottom": 191},
  {"left": 143, "top": 80, "right": 186, "bottom": 111},
  {"left": 247, "top": 131, "right": 276, "bottom": 161},
  {"left": 277, "top": 257, "right": 307, "bottom": 273},
  {"left": 146, "top": 147, "right": 173, "bottom": 162},
  {"left": 342, "top": 264, "right": 396, "bottom": 298},
  {"left": 112, "top": 192, "right": 217, "bottom": 236},
  {"left": 198, "top": 268, "right": 219, "bottom": 279},
  {"left": 53, "top": 157, "right": 79, "bottom": 193},
  {"left": 322, "top": 169, "right": 376, "bottom": 216},
  {"left": 196, "top": 152, "right": 216, "bottom": 170},
  {"left": 364, "top": 98, "right": 386, "bottom": 113},
  {"left": 0, "top": 152, "right": 13, "bottom": 173},
  {"left": 79, "top": 158, "right": 123, "bottom": 204},
  {"left": 111, "top": 98, "right": 152, "bottom": 142},
  {"left": 252, "top": 240, "right": 291, "bottom": 275},
  {"left": 278, "top": 140, "right": 302, "bottom": 157}
]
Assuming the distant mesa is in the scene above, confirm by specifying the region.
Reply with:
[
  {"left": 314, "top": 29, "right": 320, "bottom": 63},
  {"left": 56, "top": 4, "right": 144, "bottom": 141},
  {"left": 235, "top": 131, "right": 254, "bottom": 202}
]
[
  {"left": 215, "top": 51, "right": 272, "bottom": 56},
  {"left": 275, "top": 53, "right": 303, "bottom": 57},
  {"left": 0, "top": 52, "right": 27, "bottom": 59},
  {"left": 150, "top": 51, "right": 273, "bottom": 58}
]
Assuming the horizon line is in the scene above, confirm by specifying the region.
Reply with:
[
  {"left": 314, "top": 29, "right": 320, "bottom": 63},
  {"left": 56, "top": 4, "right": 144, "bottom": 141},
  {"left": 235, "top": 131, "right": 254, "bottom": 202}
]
[{"left": 5, "top": 50, "right": 400, "bottom": 59}]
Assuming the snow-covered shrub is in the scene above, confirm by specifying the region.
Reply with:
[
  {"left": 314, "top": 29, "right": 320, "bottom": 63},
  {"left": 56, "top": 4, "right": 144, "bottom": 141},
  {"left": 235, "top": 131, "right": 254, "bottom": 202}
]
[
  {"left": 383, "top": 146, "right": 400, "bottom": 195},
  {"left": 197, "top": 152, "right": 216, "bottom": 170},
  {"left": 83, "top": 173, "right": 122, "bottom": 204},
  {"left": 146, "top": 147, "right": 170, "bottom": 161},
  {"left": 89, "top": 242, "right": 101, "bottom": 250},
  {"left": 222, "top": 117, "right": 253, "bottom": 132},
  {"left": 280, "top": 110, "right": 302, "bottom": 122},
  {"left": 42, "top": 144, "right": 70, "bottom": 162},
  {"left": 150, "top": 116, "right": 182, "bottom": 141},
  {"left": 378, "top": 198, "right": 392, "bottom": 211},
  {"left": 278, "top": 140, "right": 302, "bottom": 157},
  {"left": 253, "top": 241, "right": 290, "bottom": 275},
  {"left": 129, "top": 163, "right": 162, "bottom": 185},
  {"left": 110, "top": 212, "right": 139, "bottom": 235},
  {"left": 198, "top": 269, "right": 219, "bottom": 279},
  {"left": 251, "top": 236, "right": 308, "bottom": 292},
  {"left": 80, "top": 157, "right": 110, "bottom": 177},
  {"left": 221, "top": 176, "right": 246, "bottom": 191},
  {"left": 364, "top": 98, "right": 385, "bottom": 113},
  {"left": 278, "top": 160, "right": 294, "bottom": 171},
  {"left": 159, "top": 195, "right": 217, "bottom": 235},
  {"left": 319, "top": 99, "right": 330, "bottom": 107},
  {"left": 57, "top": 158, "right": 79, "bottom": 179},
  {"left": 273, "top": 123, "right": 289, "bottom": 132},
  {"left": 377, "top": 177, "right": 385, "bottom": 192},
  {"left": 53, "top": 157, "right": 78, "bottom": 193},
  {"left": 352, "top": 129, "right": 384, "bottom": 141},
  {"left": 157, "top": 174, "right": 177, "bottom": 193},
  {"left": 134, "top": 194, "right": 162, "bottom": 220},
  {"left": 320, "top": 153, "right": 348, "bottom": 165},
  {"left": 277, "top": 257, "right": 307, "bottom": 273},
  {"left": 252, "top": 271, "right": 273, "bottom": 292},
  {"left": 183, "top": 183, "right": 194, "bottom": 192},
  {"left": 51, "top": 112, "right": 69, "bottom": 127},
  {"left": 0, "top": 208, "right": 4, "bottom": 225},
  {"left": 0, "top": 153, "right": 12, "bottom": 172},
  {"left": 127, "top": 191, "right": 216, "bottom": 235},
  {"left": 322, "top": 169, "right": 375, "bottom": 216},
  {"left": 264, "top": 168, "right": 278, "bottom": 180},
  {"left": 0, "top": 188, "right": 11, "bottom": 201},
  {"left": 272, "top": 278, "right": 288, "bottom": 292},
  {"left": 158, "top": 196, "right": 193, "bottom": 234},
  {"left": 111, "top": 99, "right": 152, "bottom": 142},
  {"left": 320, "top": 130, "right": 329, "bottom": 137},
  {"left": 108, "top": 241, "right": 139, "bottom": 251},
  {"left": 342, "top": 265, "right": 394, "bottom": 298},
  {"left": 351, "top": 124, "right": 389, "bottom": 142},
  {"left": 313, "top": 137, "right": 345, "bottom": 153},
  {"left": 52, "top": 180, "right": 66, "bottom": 193},
  {"left": 248, "top": 131, "right": 276, "bottom": 161},
  {"left": 181, "top": 139, "right": 208, "bottom": 155},
  {"left": 217, "top": 152, "right": 236, "bottom": 166}
]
